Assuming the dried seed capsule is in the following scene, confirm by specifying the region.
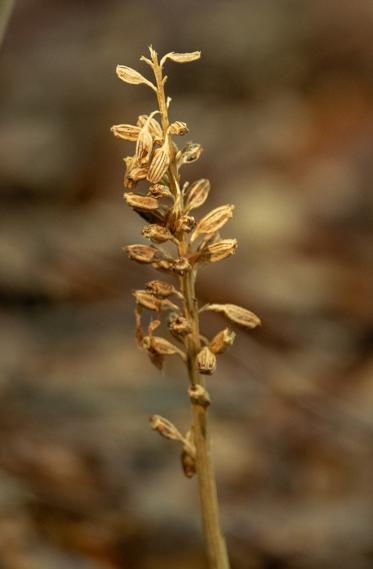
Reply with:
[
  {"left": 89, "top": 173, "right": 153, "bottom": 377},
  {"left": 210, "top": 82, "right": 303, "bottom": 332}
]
[
  {"left": 143, "top": 336, "right": 179, "bottom": 355},
  {"left": 142, "top": 224, "right": 173, "bottom": 243},
  {"left": 188, "top": 384, "right": 211, "bottom": 407},
  {"left": 178, "top": 142, "right": 203, "bottom": 165},
  {"left": 181, "top": 449, "right": 196, "bottom": 478},
  {"left": 191, "top": 204, "right": 234, "bottom": 242},
  {"left": 170, "top": 121, "right": 189, "bottom": 135},
  {"left": 147, "top": 143, "right": 170, "bottom": 183},
  {"left": 185, "top": 179, "right": 210, "bottom": 211},
  {"left": 135, "top": 124, "right": 153, "bottom": 165},
  {"left": 171, "top": 257, "right": 192, "bottom": 275},
  {"left": 162, "top": 51, "right": 201, "bottom": 64},
  {"left": 111, "top": 124, "right": 141, "bottom": 141},
  {"left": 206, "top": 238, "right": 238, "bottom": 262},
  {"left": 145, "top": 280, "right": 176, "bottom": 298},
  {"left": 126, "top": 244, "right": 159, "bottom": 264},
  {"left": 196, "top": 346, "right": 217, "bottom": 375},
  {"left": 150, "top": 415, "right": 183, "bottom": 441},
  {"left": 209, "top": 328, "right": 236, "bottom": 354},
  {"left": 205, "top": 303, "right": 261, "bottom": 329},
  {"left": 133, "top": 290, "right": 162, "bottom": 311},
  {"left": 124, "top": 193, "right": 159, "bottom": 210},
  {"left": 116, "top": 65, "right": 155, "bottom": 90},
  {"left": 168, "top": 313, "right": 192, "bottom": 337}
]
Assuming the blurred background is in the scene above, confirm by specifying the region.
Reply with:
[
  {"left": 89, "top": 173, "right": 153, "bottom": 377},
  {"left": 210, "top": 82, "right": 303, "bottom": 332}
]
[{"left": 1, "top": 0, "right": 373, "bottom": 567}]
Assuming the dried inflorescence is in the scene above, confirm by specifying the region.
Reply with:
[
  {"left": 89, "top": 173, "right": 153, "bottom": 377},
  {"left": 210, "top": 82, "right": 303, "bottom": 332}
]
[{"left": 111, "top": 45, "right": 261, "bottom": 475}]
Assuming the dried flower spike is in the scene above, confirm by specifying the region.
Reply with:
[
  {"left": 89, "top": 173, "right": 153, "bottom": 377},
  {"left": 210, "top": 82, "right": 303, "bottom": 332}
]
[{"left": 113, "top": 46, "right": 262, "bottom": 569}]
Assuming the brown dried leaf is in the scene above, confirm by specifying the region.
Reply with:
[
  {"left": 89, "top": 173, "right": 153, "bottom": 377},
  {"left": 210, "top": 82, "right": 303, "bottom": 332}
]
[{"left": 204, "top": 303, "right": 261, "bottom": 329}]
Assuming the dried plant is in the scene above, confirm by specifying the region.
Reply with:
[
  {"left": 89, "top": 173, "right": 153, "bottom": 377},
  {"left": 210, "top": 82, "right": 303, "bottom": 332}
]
[{"left": 111, "top": 47, "right": 261, "bottom": 569}]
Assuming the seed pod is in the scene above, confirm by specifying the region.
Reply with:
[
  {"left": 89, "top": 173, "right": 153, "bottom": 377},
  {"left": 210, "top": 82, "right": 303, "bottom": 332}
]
[
  {"left": 146, "top": 280, "right": 176, "bottom": 298},
  {"left": 138, "top": 114, "right": 163, "bottom": 143},
  {"left": 123, "top": 156, "right": 148, "bottom": 188},
  {"left": 178, "top": 142, "right": 203, "bottom": 165},
  {"left": 206, "top": 238, "right": 238, "bottom": 262},
  {"left": 168, "top": 313, "right": 192, "bottom": 337},
  {"left": 170, "top": 121, "right": 188, "bottom": 135},
  {"left": 125, "top": 193, "right": 159, "bottom": 210},
  {"left": 133, "top": 290, "right": 162, "bottom": 311},
  {"left": 162, "top": 51, "right": 201, "bottom": 64},
  {"left": 204, "top": 303, "right": 261, "bottom": 329},
  {"left": 191, "top": 204, "right": 234, "bottom": 242},
  {"left": 135, "top": 123, "right": 153, "bottom": 165},
  {"left": 126, "top": 244, "right": 159, "bottom": 264},
  {"left": 150, "top": 415, "right": 183, "bottom": 442},
  {"left": 142, "top": 224, "right": 173, "bottom": 243},
  {"left": 147, "top": 140, "right": 170, "bottom": 183},
  {"left": 111, "top": 124, "right": 141, "bottom": 141},
  {"left": 181, "top": 449, "right": 196, "bottom": 478},
  {"left": 145, "top": 336, "right": 184, "bottom": 357},
  {"left": 185, "top": 179, "right": 210, "bottom": 211},
  {"left": 188, "top": 384, "right": 211, "bottom": 407},
  {"left": 209, "top": 328, "right": 236, "bottom": 354},
  {"left": 196, "top": 346, "right": 217, "bottom": 375},
  {"left": 116, "top": 65, "right": 155, "bottom": 90},
  {"left": 171, "top": 257, "right": 192, "bottom": 275}
]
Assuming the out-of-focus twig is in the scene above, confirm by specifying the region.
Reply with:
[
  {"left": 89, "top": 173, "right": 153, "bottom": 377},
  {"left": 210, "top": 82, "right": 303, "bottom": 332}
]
[{"left": 0, "top": 0, "right": 15, "bottom": 50}]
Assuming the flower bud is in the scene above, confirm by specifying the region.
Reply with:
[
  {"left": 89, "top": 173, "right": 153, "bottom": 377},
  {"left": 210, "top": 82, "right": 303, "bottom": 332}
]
[{"left": 196, "top": 346, "right": 216, "bottom": 375}]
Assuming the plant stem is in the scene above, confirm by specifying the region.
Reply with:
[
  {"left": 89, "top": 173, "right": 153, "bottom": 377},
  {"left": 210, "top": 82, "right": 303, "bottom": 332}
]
[
  {"left": 151, "top": 48, "right": 230, "bottom": 569},
  {"left": 181, "top": 268, "right": 231, "bottom": 569}
]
